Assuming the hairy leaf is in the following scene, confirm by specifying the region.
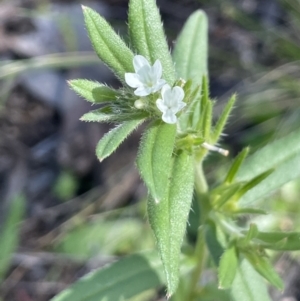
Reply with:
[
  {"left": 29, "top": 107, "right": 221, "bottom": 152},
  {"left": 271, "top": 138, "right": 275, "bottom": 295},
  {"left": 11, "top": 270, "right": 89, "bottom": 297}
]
[
  {"left": 81, "top": 108, "right": 147, "bottom": 123},
  {"left": 128, "top": 0, "right": 176, "bottom": 84},
  {"left": 173, "top": 10, "right": 208, "bottom": 86},
  {"left": 96, "top": 120, "right": 143, "bottom": 161},
  {"left": 82, "top": 6, "right": 134, "bottom": 81},
  {"left": 68, "top": 79, "right": 118, "bottom": 103},
  {"left": 137, "top": 121, "right": 176, "bottom": 203},
  {"left": 148, "top": 151, "right": 194, "bottom": 296}
]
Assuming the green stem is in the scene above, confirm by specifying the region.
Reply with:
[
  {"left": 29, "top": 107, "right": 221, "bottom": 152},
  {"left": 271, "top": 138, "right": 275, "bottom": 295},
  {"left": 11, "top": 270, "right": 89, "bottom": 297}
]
[
  {"left": 186, "top": 162, "right": 208, "bottom": 300},
  {"left": 195, "top": 162, "right": 208, "bottom": 195}
]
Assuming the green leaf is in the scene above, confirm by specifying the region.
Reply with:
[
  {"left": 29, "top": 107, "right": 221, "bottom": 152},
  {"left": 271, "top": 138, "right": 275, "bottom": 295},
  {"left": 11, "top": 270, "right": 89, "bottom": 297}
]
[
  {"left": 239, "top": 153, "right": 300, "bottom": 205},
  {"left": 128, "top": 0, "right": 176, "bottom": 84},
  {"left": 137, "top": 121, "right": 176, "bottom": 203},
  {"left": 212, "top": 94, "right": 236, "bottom": 144},
  {"left": 240, "top": 224, "right": 259, "bottom": 246},
  {"left": 0, "top": 196, "right": 24, "bottom": 280},
  {"left": 244, "top": 252, "right": 283, "bottom": 289},
  {"left": 224, "top": 148, "right": 250, "bottom": 184},
  {"left": 237, "top": 127, "right": 300, "bottom": 182},
  {"left": 51, "top": 251, "right": 165, "bottom": 301},
  {"left": 204, "top": 221, "right": 224, "bottom": 266},
  {"left": 218, "top": 247, "right": 238, "bottom": 289},
  {"left": 96, "top": 120, "right": 144, "bottom": 161},
  {"left": 231, "top": 259, "right": 272, "bottom": 301},
  {"left": 82, "top": 6, "right": 134, "bottom": 81},
  {"left": 233, "top": 169, "right": 274, "bottom": 203},
  {"left": 232, "top": 208, "right": 267, "bottom": 215},
  {"left": 212, "top": 183, "right": 243, "bottom": 209},
  {"left": 81, "top": 108, "right": 147, "bottom": 123},
  {"left": 148, "top": 151, "right": 194, "bottom": 296},
  {"left": 173, "top": 10, "right": 208, "bottom": 86},
  {"left": 68, "top": 80, "right": 118, "bottom": 103},
  {"left": 200, "top": 100, "right": 213, "bottom": 140},
  {"left": 254, "top": 231, "right": 300, "bottom": 251}
]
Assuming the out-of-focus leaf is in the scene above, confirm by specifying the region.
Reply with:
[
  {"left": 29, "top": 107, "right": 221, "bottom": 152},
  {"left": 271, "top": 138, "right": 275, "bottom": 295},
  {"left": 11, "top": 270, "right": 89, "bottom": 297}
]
[
  {"left": 231, "top": 259, "right": 272, "bottom": 301},
  {"left": 224, "top": 148, "right": 249, "bottom": 184},
  {"left": 239, "top": 153, "right": 300, "bottom": 205},
  {"left": 51, "top": 251, "right": 165, "bottom": 301},
  {"left": 128, "top": 0, "right": 176, "bottom": 84},
  {"left": 204, "top": 221, "right": 224, "bottom": 265},
  {"left": 173, "top": 10, "right": 208, "bottom": 86},
  {"left": 56, "top": 218, "right": 154, "bottom": 257},
  {"left": 237, "top": 127, "right": 300, "bottom": 182},
  {"left": 96, "top": 119, "right": 143, "bottom": 161},
  {"left": 251, "top": 231, "right": 300, "bottom": 251},
  {"left": 148, "top": 151, "right": 194, "bottom": 296},
  {"left": 244, "top": 252, "right": 283, "bottom": 289},
  {"left": 212, "top": 183, "right": 242, "bottom": 209},
  {"left": 0, "top": 196, "right": 24, "bottom": 279},
  {"left": 218, "top": 246, "right": 238, "bottom": 289}
]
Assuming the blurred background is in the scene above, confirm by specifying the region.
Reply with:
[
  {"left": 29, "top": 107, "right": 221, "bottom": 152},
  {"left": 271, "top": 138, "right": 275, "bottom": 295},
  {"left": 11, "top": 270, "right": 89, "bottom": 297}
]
[{"left": 0, "top": 0, "right": 300, "bottom": 300}]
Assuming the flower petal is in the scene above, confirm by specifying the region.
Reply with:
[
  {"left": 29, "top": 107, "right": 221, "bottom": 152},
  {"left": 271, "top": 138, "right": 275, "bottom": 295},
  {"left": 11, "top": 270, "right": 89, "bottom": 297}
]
[
  {"left": 156, "top": 98, "right": 168, "bottom": 113},
  {"left": 161, "top": 84, "right": 171, "bottom": 97},
  {"left": 170, "top": 101, "right": 186, "bottom": 114},
  {"left": 154, "top": 79, "right": 167, "bottom": 92},
  {"left": 125, "top": 73, "right": 142, "bottom": 88},
  {"left": 172, "top": 86, "right": 185, "bottom": 102},
  {"left": 162, "top": 109, "right": 177, "bottom": 124},
  {"left": 134, "top": 86, "right": 151, "bottom": 96},
  {"left": 133, "top": 55, "right": 150, "bottom": 72}
]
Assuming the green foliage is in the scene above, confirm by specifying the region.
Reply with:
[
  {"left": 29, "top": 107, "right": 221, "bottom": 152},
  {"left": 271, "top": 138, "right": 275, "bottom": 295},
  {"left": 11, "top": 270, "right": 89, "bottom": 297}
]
[
  {"left": 68, "top": 80, "right": 118, "bottom": 103},
  {"left": 137, "top": 121, "right": 176, "bottom": 203},
  {"left": 63, "top": 1, "right": 300, "bottom": 300},
  {"left": 128, "top": 0, "right": 176, "bottom": 84},
  {"left": 212, "top": 94, "right": 236, "bottom": 143},
  {"left": 231, "top": 259, "right": 272, "bottom": 301},
  {"left": 218, "top": 246, "right": 238, "bottom": 289},
  {"left": 81, "top": 108, "right": 147, "bottom": 123},
  {"left": 224, "top": 147, "right": 249, "bottom": 184},
  {"left": 237, "top": 127, "right": 300, "bottom": 205},
  {"left": 82, "top": 6, "right": 134, "bottom": 82},
  {"left": 0, "top": 196, "right": 24, "bottom": 280},
  {"left": 56, "top": 218, "right": 154, "bottom": 257},
  {"left": 96, "top": 119, "right": 144, "bottom": 161},
  {"left": 51, "top": 252, "right": 165, "bottom": 301},
  {"left": 243, "top": 252, "right": 283, "bottom": 289},
  {"left": 148, "top": 151, "right": 194, "bottom": 296},
  {"left": 173, "top": 10, "right": 208, "bottom": 86}
]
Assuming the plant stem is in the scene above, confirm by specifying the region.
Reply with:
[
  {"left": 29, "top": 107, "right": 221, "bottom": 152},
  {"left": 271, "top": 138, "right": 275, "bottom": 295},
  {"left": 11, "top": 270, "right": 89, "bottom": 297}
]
[
  {"left": 195, "top": 162, "right": 208, "bottom": 195},
  {"left": 186, "top": 162, "right": 209, "bottom": 300}
]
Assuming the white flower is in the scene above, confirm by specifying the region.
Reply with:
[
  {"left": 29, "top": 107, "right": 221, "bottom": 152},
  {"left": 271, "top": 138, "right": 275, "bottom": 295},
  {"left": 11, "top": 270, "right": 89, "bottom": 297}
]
[
  {"left": 156, "top": 84, "right": 186, "bottom": 124},
  {"left": 125, "top": 55, "right": 166, "bottom": 96}
]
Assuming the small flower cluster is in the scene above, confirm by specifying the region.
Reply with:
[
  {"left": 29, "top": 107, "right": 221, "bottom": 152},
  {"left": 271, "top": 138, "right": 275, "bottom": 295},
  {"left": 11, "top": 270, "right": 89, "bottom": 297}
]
[{"left": 125, "top": 55, "right": 186, "bottom": 124}]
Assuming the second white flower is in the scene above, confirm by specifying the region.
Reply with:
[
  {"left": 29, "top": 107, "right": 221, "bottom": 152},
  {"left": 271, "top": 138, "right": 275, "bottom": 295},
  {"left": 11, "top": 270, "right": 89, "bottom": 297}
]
[{"left": 156, "top": 84, "right": 186, "bottom": 124}]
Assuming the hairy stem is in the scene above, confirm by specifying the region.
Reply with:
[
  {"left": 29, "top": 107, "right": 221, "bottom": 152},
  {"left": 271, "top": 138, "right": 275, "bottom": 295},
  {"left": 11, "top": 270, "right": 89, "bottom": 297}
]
[{"left": 186, "top": 163, "right": 209, "bottom": 300}]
